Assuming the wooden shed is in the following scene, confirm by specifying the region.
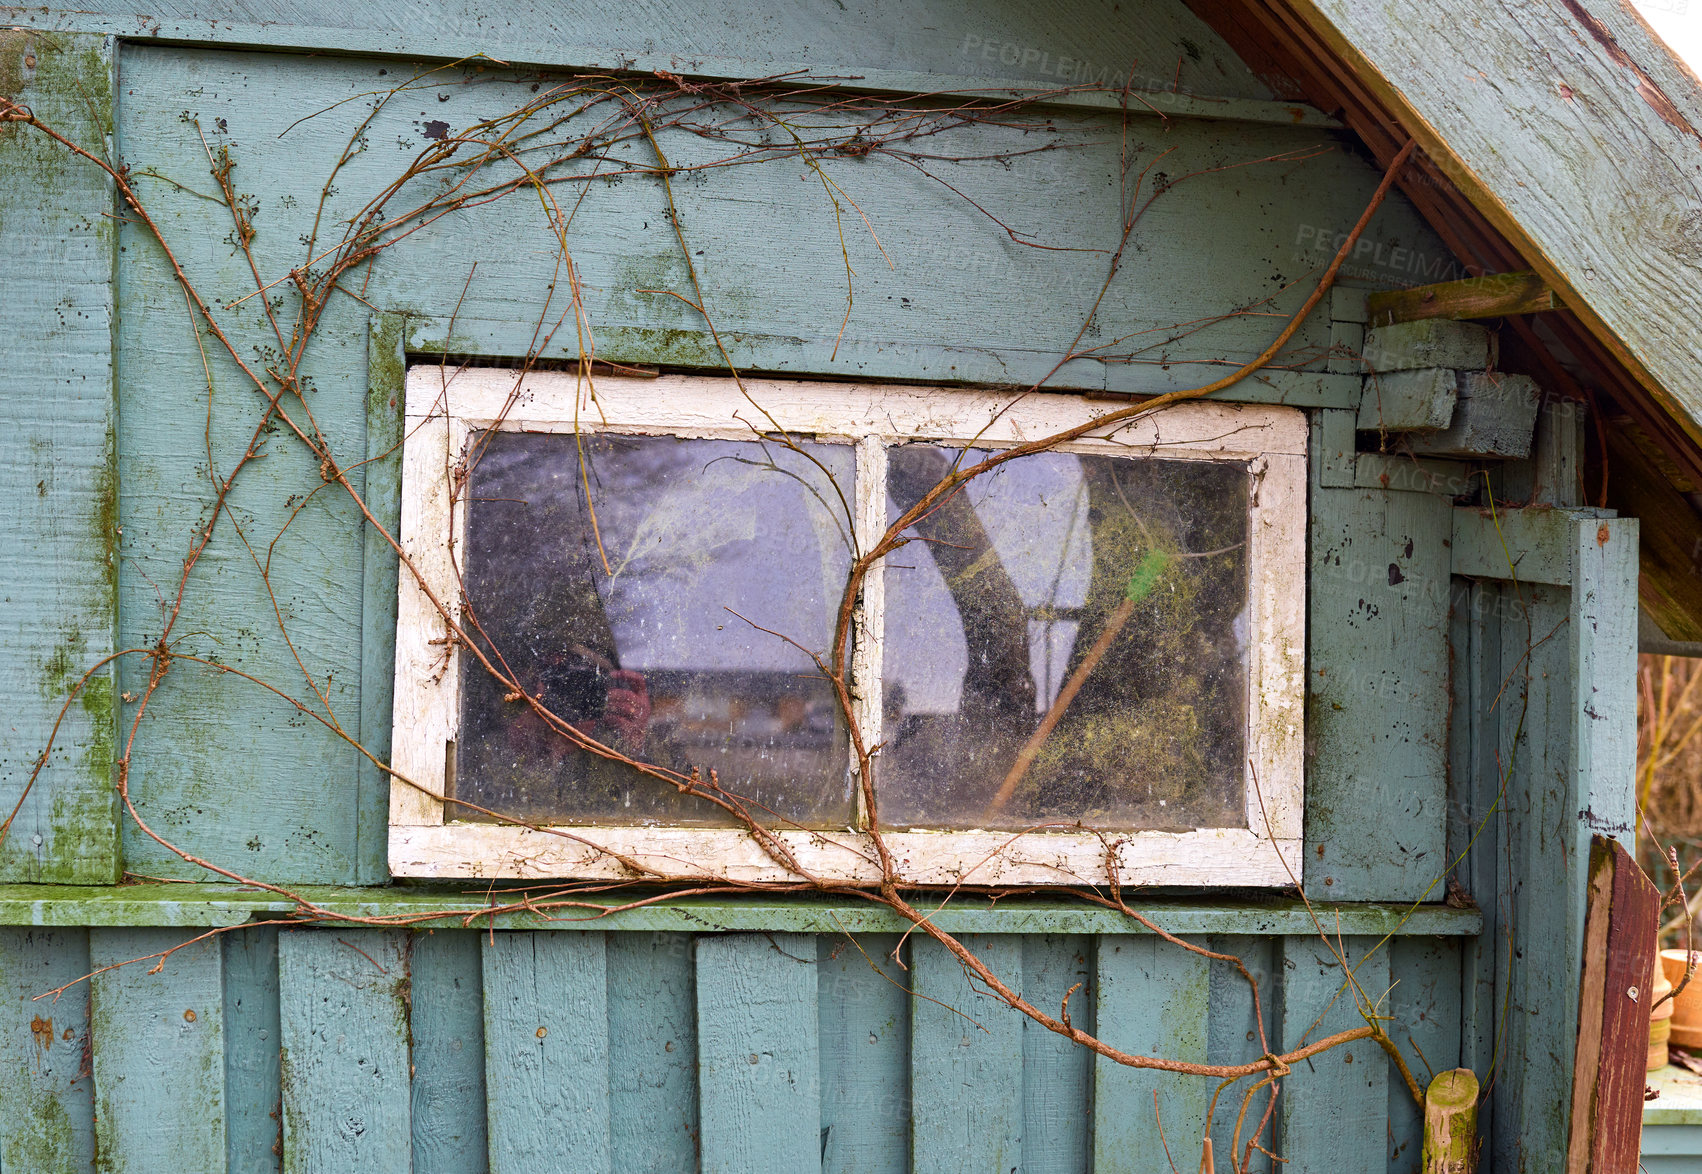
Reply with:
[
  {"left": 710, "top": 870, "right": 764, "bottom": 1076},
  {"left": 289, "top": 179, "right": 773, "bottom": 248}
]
[{"left": 1, "top": 0, "right": 1698, "bottom": 1169}]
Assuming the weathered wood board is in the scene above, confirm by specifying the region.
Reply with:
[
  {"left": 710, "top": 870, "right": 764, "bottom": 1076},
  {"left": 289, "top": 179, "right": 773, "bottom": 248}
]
[
  {"left": 1292, "top": 0, "right": 1702, "bottom": 452},
  {"left": 697, "top": 932, "right": 822, "bottom": 1174},
  {"left": 278, "top": 929, "right": 413, "bottom": 1173},
  {"left": 224, "top": 925, "right": 284, "bottom": 1174},
  {"left": 1022, "top": 935, "right": 1094, "bottom": 1174},
  {"left": 410, "top": 928, "right": 487, "bottom": 1174},
  {"left": 0, "top": 928, "right": 97, "bottom": 1171},
  {"left": 1306, "top": 479, "right": 1453, "bottom": 900},
  {"left": 818, "top": 933, "right": 911, "bottom": 1174},
  {"left": 0, "top": 31, "right": 121, "bottom": 884},
  {"left": 911, "top": 934, "right": 1024, "bottom": 1173},
  {"left": 482, "top": 931, "right": 613, "bottom": 1172},
  {"left": 89, "top": 927, "right": 227, "bottom": 1172},
  {"left": 6, "top": 0, "right": 1293, "bottom": 120},
  {"left": 0, "top": 922, "right": 1464, "bottom": 1172},
  {"left": 609, "top": 932, "right": 699, "bottom": 1174},
  {"left": 1094, "top": 935, "right": 1210, "bottom": 1171},
  {"left": 1276, "top": 935, "right": 1389, "bottom": 1169},
  {"left": 101, "top": 39, "right": 1444, "bottom": 883}
]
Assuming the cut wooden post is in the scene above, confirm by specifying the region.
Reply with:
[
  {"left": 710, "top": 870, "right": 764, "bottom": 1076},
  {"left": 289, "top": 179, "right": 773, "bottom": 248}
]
[
  {"left": 1358, "top": 368, "right": 1459, "bottom": 431},
  {"left": 1422, "top": 1068, "right": 1479, "bottom": 1173},
  {"left": 1406, "top": 373, "right": 1541, "bottom": 459},
  {"left": 1565, "top": 836, "right": 1658, "bottom": 1174},
  {"left": 1362, "top": 319, "right": 1497, "bottom": 373},
  {"left": 1366, "top": 271, "right": 1558, "bottom": 327}
]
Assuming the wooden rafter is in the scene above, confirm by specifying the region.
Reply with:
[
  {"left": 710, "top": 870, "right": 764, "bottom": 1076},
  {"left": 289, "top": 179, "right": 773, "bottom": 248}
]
[{"left": 1366, "top": 272, "right": 1559, "bottom": 328}]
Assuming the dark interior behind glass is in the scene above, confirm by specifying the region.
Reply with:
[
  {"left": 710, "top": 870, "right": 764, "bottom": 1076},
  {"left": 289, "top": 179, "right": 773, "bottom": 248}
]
[{"left": 454, "top": 430, "right": 857, "bottom": 827}]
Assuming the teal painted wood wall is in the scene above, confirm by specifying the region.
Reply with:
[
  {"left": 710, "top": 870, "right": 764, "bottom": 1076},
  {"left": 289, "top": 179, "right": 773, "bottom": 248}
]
[
  {"left": 0, "top": 924, "right": 1472, "bottom": 1172},
  {"left": 100, "top": 38, "right": 1426, "bottom": 890},
  {"left": 0, "top": 2, "right": 1645, "bottom": 1170}
]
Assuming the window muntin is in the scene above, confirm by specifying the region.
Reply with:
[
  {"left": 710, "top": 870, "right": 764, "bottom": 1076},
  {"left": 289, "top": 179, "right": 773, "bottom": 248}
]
[{"left": 391, "top": 368, "right": 1306, "bottom": 886}]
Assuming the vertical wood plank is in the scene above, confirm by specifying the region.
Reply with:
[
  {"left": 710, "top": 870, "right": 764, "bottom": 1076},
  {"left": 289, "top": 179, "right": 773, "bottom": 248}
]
[
  {"left": 1093, "top": 934, "right": 1210, "bottom": 1173},
  {"left": 278, "top": 929, "right": 411, "bottom": 1174},
  {"left": 1307, "top": 482, "right": 1453, "bottom": 900},
  {"left": 411, "top": 930, "right": 486, "bottom": 1174},
  {"left": 1021, "top": 935, "right": 1092, "bottom": 1174},
  {"left": 0, "top": 928, "right": 96, "bottom": 1171},
  {"left": 1314, "top": 409, "right": 1357, "bottom": 488},
  {"left": 356, "top": 312, "right": 409, "bottom": 884},
  {"left": 1205, "top": 936, "right": 1278, "bottom": 1165},
  {"left": 1495, "top": 582, "right": 1570, "bottom": 1170},
  {"left": 481, "top": 931, "right": 611, "bottom": 1174},
  {"left": 697, "top": 932, "right": 821, "bottom": 1174},
  {"left": 910, "top": 934, "right": 1021, "bottom": 1174},
  {"left": 818, "top": 933, "right": 910, "bottom": 1174},
  {"left": 609, "top": 932, "right": 699, "bottom": 1174},
  {"left": 1569, "top": 515, "right": 1640, "bottom": 857},
  {"left": 0, "top": 31, "right": 121, "bottom": 883},
  {"left": 1567, "top": 838, "right": 1659, "bottom": 1174},
  {"left": 224, "top": 925, "right": 283, "bottom": 1174},
  {"left": 1491, "top": 513, "right": 1638, "bottom": 1169},
  {"left": 113, "top": 49, "right": 372, "bottom": 883},
  {"left": 1448, "top": 575, "right": 1500, "bottom": 1165},
  {"left": 88, "top": 928, "right": 226, "bottom": 1173},
  {"left": 1275, "top": 935, "right": 1388, "bottom": 1171},
  {"left": 1385, "top": 938, "right": 1462, "bottom": 1173}
]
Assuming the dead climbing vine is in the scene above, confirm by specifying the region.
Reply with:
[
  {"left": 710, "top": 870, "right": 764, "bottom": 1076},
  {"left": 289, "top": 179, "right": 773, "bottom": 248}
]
[{"left": 3, "top": 55, "right": 1436, "bottom": 1170}]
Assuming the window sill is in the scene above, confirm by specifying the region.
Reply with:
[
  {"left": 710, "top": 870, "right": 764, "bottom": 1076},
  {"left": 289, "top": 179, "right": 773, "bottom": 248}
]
[{"left": 0, "top": 883, "right": 1482, "bottom": 935}]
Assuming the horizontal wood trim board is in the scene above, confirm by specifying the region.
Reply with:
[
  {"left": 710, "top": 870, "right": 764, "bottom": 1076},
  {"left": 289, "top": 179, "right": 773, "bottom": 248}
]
[
  {"left": 1451, "top": 505, "right": 1616, "bottom": 585},
  {"left": 5, "top": 8, "right": 1338, "bottom": 128},
  {"left": 0, "top": 884, "right": 1482, "bottom": 934},
  {"left": 391, "top": 825, "right": 1304, "bottom": 888},
  {"left": 1365, "top": 271, "right": 1558, "bottom": 327},
  {"left": 400, "top": 321, "right": 1365, "bottom": 410}
]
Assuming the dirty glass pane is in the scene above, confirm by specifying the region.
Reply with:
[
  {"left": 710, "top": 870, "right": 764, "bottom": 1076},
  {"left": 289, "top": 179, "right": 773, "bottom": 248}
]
[
  {"left": 454, "top": 430, "right": 856, "bottom": 827},
  {"left": 880, "top": 445, "right": 1249, "bottom": 831}
]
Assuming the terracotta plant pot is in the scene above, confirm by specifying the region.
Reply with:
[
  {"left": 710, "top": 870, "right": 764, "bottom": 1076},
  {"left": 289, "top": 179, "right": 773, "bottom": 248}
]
[
  {"left": 1652, "top": 956, "right": 1675, "bottom": 1071},
  {"left": 1660, "top": 949, "right": 1702, "bottom": 1050}
]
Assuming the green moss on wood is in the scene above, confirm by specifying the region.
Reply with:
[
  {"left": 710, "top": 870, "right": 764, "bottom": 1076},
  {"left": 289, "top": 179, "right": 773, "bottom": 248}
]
[
  {"left": 11, "top": 1083, "right": 78, "bottom": 1169},
  {"left": 94, "top": 417, "right": 119, "bottom": 613},
  {"left": 0, "top": 883, "right": 1487, "bottom": 934},
  {"left": 367, "top": 313, "right": 408, "bottom": 438}
]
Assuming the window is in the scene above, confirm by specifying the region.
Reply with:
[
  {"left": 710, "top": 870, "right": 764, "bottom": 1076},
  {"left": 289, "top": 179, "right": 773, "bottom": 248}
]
[{"left": 389, "top": 367, "right": 1305, "bottom": 886}]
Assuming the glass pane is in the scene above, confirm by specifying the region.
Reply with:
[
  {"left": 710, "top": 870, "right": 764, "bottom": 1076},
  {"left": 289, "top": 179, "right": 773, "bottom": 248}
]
[
  {"left": 880, "top": 445, "right": 1249, "bottom": 830},
  {"left": 454, "top": 430, "right": 856, "bottom": 827}
]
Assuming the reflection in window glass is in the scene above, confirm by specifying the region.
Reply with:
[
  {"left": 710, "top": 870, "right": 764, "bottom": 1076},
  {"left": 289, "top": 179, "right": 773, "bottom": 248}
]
[
  {"left": 455, "top": 431, "right": 856, "bottom": 827},
  {"left": 880, "top": 445, "right": 1249, "bottom": 830}
]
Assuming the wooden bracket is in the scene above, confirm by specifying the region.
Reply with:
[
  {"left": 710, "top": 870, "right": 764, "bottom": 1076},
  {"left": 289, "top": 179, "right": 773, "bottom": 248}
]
[{"left": 1366, "top": 271, "right": 1558, "bottom": 328}]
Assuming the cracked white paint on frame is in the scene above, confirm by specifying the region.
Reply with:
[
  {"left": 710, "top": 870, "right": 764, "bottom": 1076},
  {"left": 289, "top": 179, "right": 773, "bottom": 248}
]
[{"left": 390, "top": 366, "right": 1306, "bottom": 886}]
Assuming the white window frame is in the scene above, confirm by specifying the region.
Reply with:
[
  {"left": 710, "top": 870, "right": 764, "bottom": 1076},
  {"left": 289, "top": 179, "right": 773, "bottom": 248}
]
[{"left": 389, "top": 366, "right": 1307, "bottom": 886}]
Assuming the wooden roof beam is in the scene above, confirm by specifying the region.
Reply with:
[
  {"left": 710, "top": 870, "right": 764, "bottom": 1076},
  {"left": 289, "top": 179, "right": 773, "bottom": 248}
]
[{"left": 1366, "top": 271, "right": 1560, "bottom": 327}]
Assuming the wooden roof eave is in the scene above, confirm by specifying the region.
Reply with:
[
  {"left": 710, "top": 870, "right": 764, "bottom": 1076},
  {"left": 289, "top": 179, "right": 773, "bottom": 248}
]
[{"left": 1189, "top": 0, "right": 1702, "bottom": 640}]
